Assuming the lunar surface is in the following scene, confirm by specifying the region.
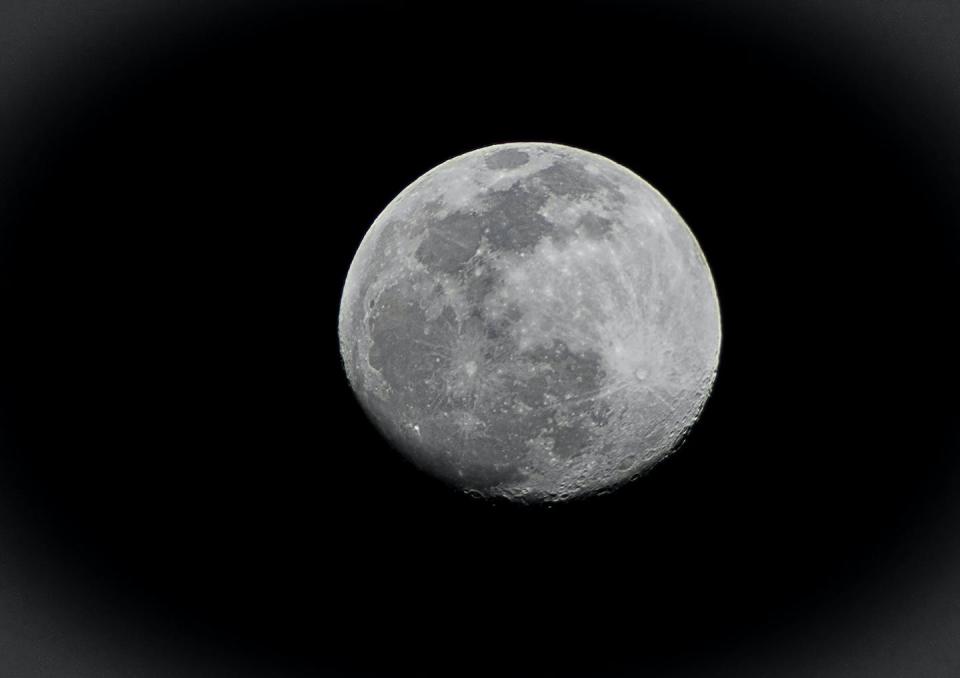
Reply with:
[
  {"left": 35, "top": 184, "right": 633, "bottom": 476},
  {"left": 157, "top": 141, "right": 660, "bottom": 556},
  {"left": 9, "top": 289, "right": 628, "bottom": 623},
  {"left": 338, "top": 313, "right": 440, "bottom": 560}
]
[{"left": 339, "top": 143, "right": 721, "bottom": 503}]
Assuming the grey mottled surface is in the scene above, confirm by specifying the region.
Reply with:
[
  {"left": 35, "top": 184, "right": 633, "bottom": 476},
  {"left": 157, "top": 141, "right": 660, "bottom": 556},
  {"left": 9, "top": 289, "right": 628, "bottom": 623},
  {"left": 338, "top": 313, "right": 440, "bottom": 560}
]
[{"left": 339, "top": 143, "right": 721, "bottom": 503}]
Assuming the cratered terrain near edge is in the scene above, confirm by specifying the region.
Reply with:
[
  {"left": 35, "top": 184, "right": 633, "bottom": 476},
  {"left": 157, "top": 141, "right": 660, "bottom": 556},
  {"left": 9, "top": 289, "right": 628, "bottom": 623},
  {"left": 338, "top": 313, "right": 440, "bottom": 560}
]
[{"left": 339, "top": 143, "right": 721, "bottom": 503}]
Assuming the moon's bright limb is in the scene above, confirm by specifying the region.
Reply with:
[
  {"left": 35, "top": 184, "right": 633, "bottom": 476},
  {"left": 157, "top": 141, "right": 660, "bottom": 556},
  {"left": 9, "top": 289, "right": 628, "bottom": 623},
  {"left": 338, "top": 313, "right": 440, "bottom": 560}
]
[{"left": 339, "top": 143, "right": 721, "bottom": 503}]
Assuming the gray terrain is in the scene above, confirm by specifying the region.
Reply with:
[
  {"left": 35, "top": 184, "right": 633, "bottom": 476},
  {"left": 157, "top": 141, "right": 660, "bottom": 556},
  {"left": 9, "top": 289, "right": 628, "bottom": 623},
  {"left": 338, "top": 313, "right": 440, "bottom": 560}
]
[{"left": 339, "top": 143, "right": 721, "bottom": 502}]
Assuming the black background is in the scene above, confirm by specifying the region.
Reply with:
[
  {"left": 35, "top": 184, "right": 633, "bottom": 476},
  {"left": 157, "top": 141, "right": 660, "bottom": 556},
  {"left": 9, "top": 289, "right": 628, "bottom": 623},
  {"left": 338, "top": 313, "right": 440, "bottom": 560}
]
[{"left": 0, "top": 1, "right": 958, "bottom": 677}]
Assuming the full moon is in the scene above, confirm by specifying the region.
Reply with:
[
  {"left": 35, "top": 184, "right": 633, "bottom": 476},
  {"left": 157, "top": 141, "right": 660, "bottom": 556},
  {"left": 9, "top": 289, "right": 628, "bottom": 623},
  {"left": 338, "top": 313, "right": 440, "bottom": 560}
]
[{"left": 339, "top": 143, "right": 721, "bottom": 503}]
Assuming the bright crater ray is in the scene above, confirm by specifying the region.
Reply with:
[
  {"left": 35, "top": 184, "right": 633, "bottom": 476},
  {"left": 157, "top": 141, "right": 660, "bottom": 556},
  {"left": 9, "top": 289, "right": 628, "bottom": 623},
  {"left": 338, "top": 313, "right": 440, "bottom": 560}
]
[{"left": 339, "top": 142, "right": 721, "bottom": 503}]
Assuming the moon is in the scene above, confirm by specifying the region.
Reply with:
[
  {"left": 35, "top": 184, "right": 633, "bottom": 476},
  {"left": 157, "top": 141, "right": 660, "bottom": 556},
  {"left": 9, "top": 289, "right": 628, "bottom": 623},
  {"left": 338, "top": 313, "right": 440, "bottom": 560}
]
[{"left": 339, "top": 142, "right": 721, "bottom": 503}]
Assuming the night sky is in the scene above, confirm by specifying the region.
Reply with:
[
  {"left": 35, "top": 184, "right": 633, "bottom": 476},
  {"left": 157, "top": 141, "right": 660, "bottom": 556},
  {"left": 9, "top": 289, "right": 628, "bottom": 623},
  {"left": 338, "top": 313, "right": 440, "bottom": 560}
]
[{"left": 0, "top": 1, "right": 958, "bottom": 677}]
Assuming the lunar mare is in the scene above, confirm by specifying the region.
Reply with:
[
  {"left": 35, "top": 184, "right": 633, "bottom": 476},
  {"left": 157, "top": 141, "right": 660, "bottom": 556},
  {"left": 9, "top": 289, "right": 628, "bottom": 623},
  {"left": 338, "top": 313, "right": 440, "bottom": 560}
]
[{"left": 339, "top": 143, "right": 721, "bottom": 503}]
